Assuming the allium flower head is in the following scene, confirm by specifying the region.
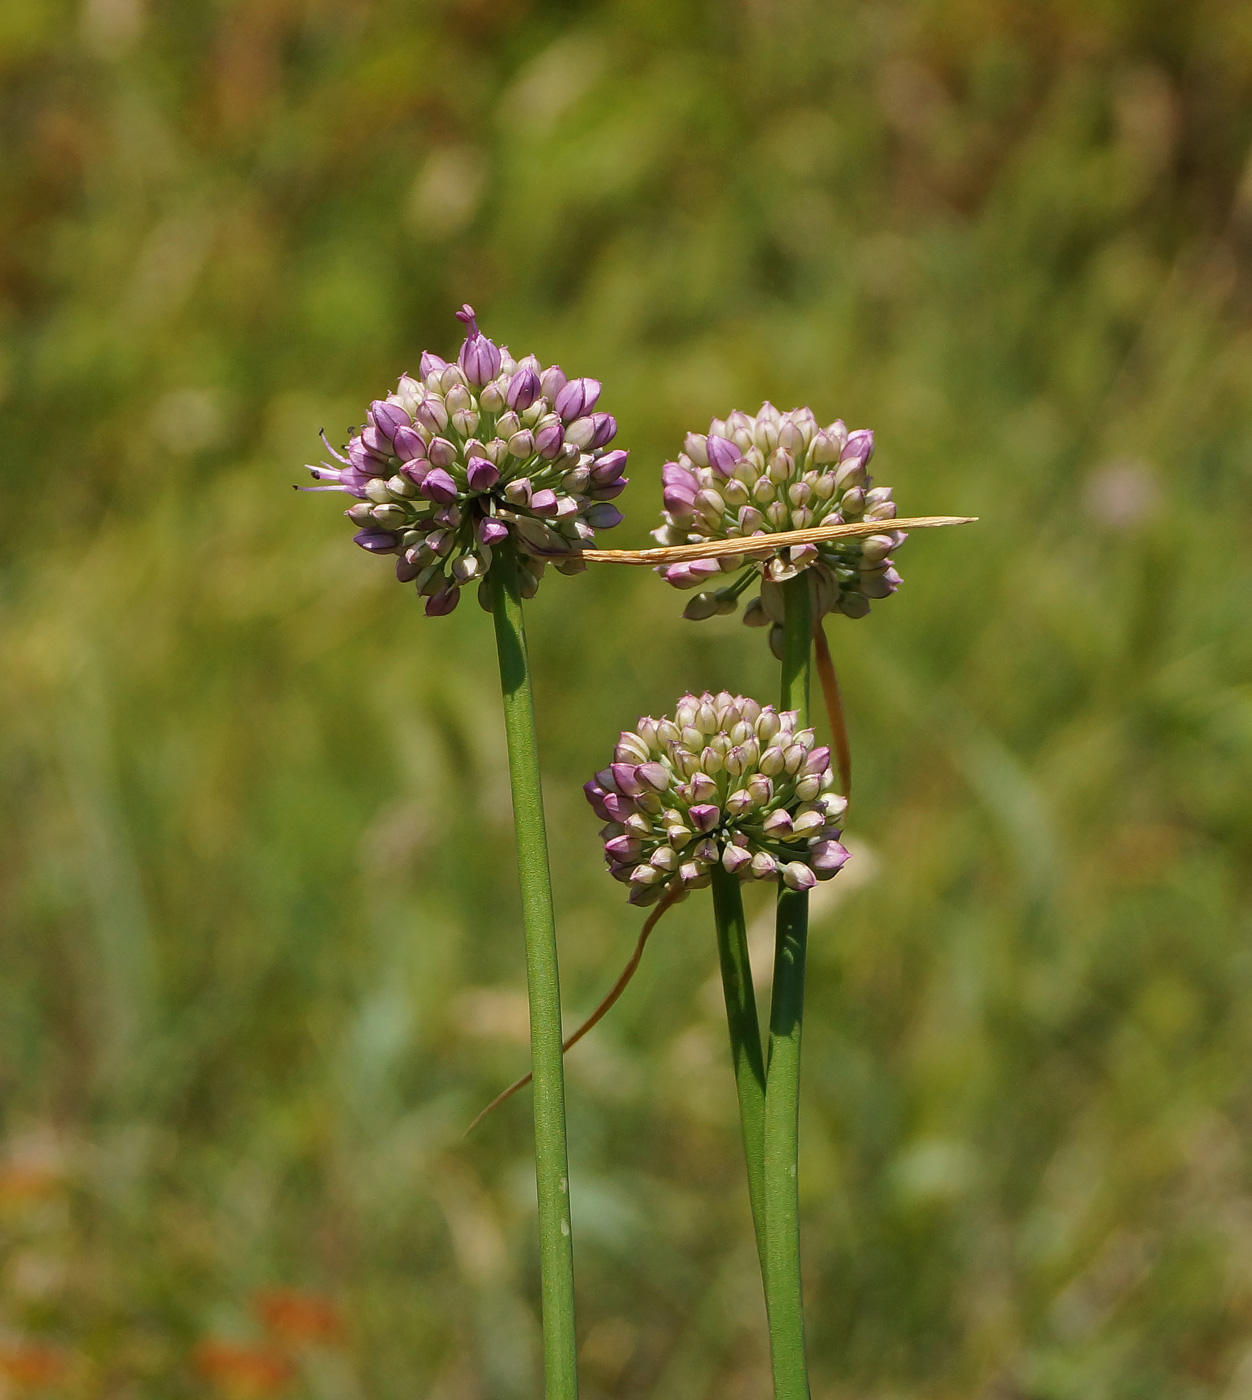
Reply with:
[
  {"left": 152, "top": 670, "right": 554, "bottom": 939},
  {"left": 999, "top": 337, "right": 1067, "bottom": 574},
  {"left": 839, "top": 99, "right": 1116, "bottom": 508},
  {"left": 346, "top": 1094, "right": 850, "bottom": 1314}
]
[
  {"left": 586, "top": 691, "right": 850, "bottom": 907},
  {"left": 303, "top": 305, "right": 628, "bottom": 616},
  {"left": 654, "top": 403, "right": 903, "bottom": 654}
]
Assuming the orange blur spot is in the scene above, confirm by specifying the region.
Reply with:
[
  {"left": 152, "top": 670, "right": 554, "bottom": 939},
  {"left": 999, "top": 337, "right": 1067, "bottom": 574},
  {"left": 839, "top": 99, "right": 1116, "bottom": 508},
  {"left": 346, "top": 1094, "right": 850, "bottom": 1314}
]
[
  {"left": 194, "top": 1341, "right": 293, "bottom": 1396},
  {"left": 0, "top": 1164, "right": 63, "bottom": 1204},
  {"left": 0, "top": 1343, "right": 68, "bottom": 1387},
  {"left": 254, "top": 1289, "right": 343, "bottom": 1345}
]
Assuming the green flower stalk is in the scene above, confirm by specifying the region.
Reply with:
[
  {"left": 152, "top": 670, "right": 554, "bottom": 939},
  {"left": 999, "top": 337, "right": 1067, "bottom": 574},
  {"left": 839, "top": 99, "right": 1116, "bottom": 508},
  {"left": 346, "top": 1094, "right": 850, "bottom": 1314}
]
[
  {"left": 765, "top": 572, "right": 814, "bottom": 1400},
  {"left": 489, "top": 544, "right": 578, "bottom": 1398},
  {"left": 585, "top": 687, "right": 849, "bottom": 1381},
  {"left": 302, "top": 306, "right": 619, "bottom": 1399}
]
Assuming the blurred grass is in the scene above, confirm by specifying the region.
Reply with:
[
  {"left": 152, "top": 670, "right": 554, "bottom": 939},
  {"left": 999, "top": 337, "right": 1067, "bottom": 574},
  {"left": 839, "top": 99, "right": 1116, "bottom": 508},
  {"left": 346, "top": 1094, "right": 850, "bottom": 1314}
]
[{"left": 3, "top": 0, "right": 1252, "bottom": 1396}]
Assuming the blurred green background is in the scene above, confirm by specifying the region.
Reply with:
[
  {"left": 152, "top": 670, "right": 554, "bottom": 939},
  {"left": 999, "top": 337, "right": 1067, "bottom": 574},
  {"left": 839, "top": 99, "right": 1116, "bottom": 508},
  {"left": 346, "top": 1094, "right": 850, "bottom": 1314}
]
[{"left": 3, "top": 0, "right": 1252, "bottom": 1396}]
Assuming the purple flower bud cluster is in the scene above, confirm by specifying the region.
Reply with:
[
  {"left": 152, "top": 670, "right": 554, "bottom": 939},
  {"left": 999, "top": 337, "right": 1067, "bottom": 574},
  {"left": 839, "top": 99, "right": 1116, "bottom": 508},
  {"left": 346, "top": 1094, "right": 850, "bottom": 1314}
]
[
  {"left": 654, "top": 403, "right": 903, "bottom": 653},
  {"left": 585, "top": 691, "right": 850, "bottom": 907},
  {"left": 303, "top": 306, "right": 629, "bottom": 616}
]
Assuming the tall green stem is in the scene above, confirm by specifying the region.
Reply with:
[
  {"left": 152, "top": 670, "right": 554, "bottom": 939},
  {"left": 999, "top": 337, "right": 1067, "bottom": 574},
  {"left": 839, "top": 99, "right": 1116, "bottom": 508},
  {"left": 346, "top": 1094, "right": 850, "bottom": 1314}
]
[
  {"left": 488, "top": 546, "right": 578, "bottom": 1400},
  {"left": 765, "top": 572, "right": 812, "bottom": 1399},
  {"left": 710, "top": 863, "right": 767, "bottom": 1271}
]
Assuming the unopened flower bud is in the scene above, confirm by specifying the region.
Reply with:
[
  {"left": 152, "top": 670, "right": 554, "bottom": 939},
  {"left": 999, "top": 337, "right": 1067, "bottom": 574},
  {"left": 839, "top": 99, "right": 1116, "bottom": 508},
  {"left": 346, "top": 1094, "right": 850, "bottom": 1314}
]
[
  {"left": 420, "top": 467, "right": 458, "bottom": 504},
  {"left": 535, "top": 421, "right": 565, "bottom": 458},
  {"left": 564, "top": 416, "right": 597, "bottom": 449},
  {"left": 466, "top": 457, "right": 499, "bottom": 492},
  {"left": 353, "top": 529, "right": 400, "bottom": 553},
  {"left": 424, "top": 587, "right": 460, "bottom": 616},
  {"left": 811, "top": 839, "right": 851, "bottom": 875},
  {"left": 554, "top": 377, "right": 601, "bottom": 422},
  {"left": 782, "top": 861, "right": 817, "bottom": 891},
  {"left": 707, "top": 435, "right": 742, "bottom": 477},
  {"left": 505, "top": 365, "right": 540, "bottom": 411}
]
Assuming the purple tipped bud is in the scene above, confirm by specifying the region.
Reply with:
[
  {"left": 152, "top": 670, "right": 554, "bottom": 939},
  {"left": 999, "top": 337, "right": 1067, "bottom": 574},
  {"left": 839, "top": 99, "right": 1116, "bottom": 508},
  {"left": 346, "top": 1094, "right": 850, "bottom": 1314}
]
[
  {"left": 459, "top": 332, "right": 502, "bottom": 387},
  {"left": 860, "top": 566, "right": 901, "bottom": 599},
  {"left": 763, "top": 809, "right": 794, "bottom": 837},
  {"left": 424, "top": 587, "right": 461, "bottom": 617},
  {"left": 530, "top": 489, "right": 560, "bottom": 517},
  {"left": 477, "top": 516, "right": 509, "bottom": 546},
  {"left": 782, "top": 861, "right": 817, "bottom": 891},
  {"left": 503, "top": 478, "right": 533, "bottom": 508},
  {"left": 535, "top": 421, "right": 565, "bottom": 459},
  {"left": 605, "top": 835, "right": 642, "bottom": 861},
  {"left": 506, "top": 366, "right": 541, "bottom": 411},
  {"left": 803, "top": 745, "right": 831, "bottom": 775},
  {"left": 591, "top": 450, "right": 629, "bottom": 486},
  {"left": 564, "top": 416, "right": 597, "bottom": 450},
  {"left": 554, "top": 377, "right": 601, "bottom": 422},
  {"left": 420, "top": 467, "right": 458, "bottom": 504},
  {"left": 353, "top": 530, "right": 400, "bottom": 554},
  {"left": 347, "top": 439, "right": 387, "bottom": 473},
  {"left": 601, "top": 793, "right": 635, "bottom": 822},
  {"left": 841, "top": 428, "right": 874, "bottom": 466},
  {"left": 427, "top": 437, "right": 457, "bottom": 467},
  {"left": 420, "top": 351, "right": 449, "bottom": 379},
  {"left": 689, "top": 804, "right": 720, "bottom": 834},
  {"left": 662, "top": 461, "right": 699, "bottom": 492},
  {"left": 414, "top": 399, "right": 450, "bottom": 434},
  {"left": 663, "top": 558, "right": 723, "bottom": 589},
  {"left": 706, "top": 435, "right": 742, "bottom": 477},
  {"left": 636, "top": 762, "right": 670, "bottom": 792},
  {"left": 683, "top": 433, "right": 709, "bottom": 466},
  {"left": 587, "top": 413, "right": 617, "bottom": 449},
  {"left": 811, "top": 840, "right": 851, "bottom": 875},
  {"left": 723, "top": 844, "right": 753, "bottom": 875},
  {"left": 360, "top": 425, "right": 391, "bottom": 457},
  {"left": 583, "top": 780, "right": 612, "bottom": 821},
  {"left": 540, "top": 365, "right": 567, "bottom": 400},
  {"left": 371, "top": 400, "right": 410, "bottom": 439},
  {"left": 589, "top": 477, "right": 628, "bottom": 501},
  {"left": 392, "top": 425, "right": 428, "bottom": 462},
  {"left": 466, "top": 457, "right": 500, "bottom": 492},
  {"left": 610, "top": 763, "right": 646, "bottom": 796}
]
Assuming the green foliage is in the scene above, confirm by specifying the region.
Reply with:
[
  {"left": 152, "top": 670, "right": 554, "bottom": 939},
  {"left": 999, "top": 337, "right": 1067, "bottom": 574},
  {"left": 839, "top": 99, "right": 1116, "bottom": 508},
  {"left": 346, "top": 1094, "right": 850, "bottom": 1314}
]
[{"left": 3, "top": 0, "right": 1252, "bottom": 1394}]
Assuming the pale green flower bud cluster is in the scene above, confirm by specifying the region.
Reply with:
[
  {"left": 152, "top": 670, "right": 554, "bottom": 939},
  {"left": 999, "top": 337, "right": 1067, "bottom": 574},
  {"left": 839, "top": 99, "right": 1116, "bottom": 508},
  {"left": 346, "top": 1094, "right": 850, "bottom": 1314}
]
[
  {"left": 584, "top": 691, "right": 850, "bottom": 907},
  {"left": 654, "top": 403, "right": 903, "bottom": 652}
]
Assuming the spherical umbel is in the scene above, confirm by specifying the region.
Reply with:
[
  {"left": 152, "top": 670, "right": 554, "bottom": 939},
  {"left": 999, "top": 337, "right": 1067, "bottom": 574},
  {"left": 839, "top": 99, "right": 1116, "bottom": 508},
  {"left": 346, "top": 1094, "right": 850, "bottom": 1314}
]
[
  {"left": 302, "top": 306, "right": 628, "bottom": 616},
  {"left": 654, "top": 403, "right": 903, "bottom": 650},
  {"left": 586, "top": 691, "right": 850, "bottom": 906}
]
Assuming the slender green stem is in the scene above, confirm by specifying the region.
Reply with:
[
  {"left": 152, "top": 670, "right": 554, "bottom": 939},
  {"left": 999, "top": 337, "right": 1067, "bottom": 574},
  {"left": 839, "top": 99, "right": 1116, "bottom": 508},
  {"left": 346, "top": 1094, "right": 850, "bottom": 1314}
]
[
  {"left": 488, "top": 546, "right": 578, "bottom": 1400},
  {"left": 710, "top": 863, "right": 767, "bottom": 1271},
  {"left": 765, "top": 571, "right": 812, "bottom": 1399}
]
